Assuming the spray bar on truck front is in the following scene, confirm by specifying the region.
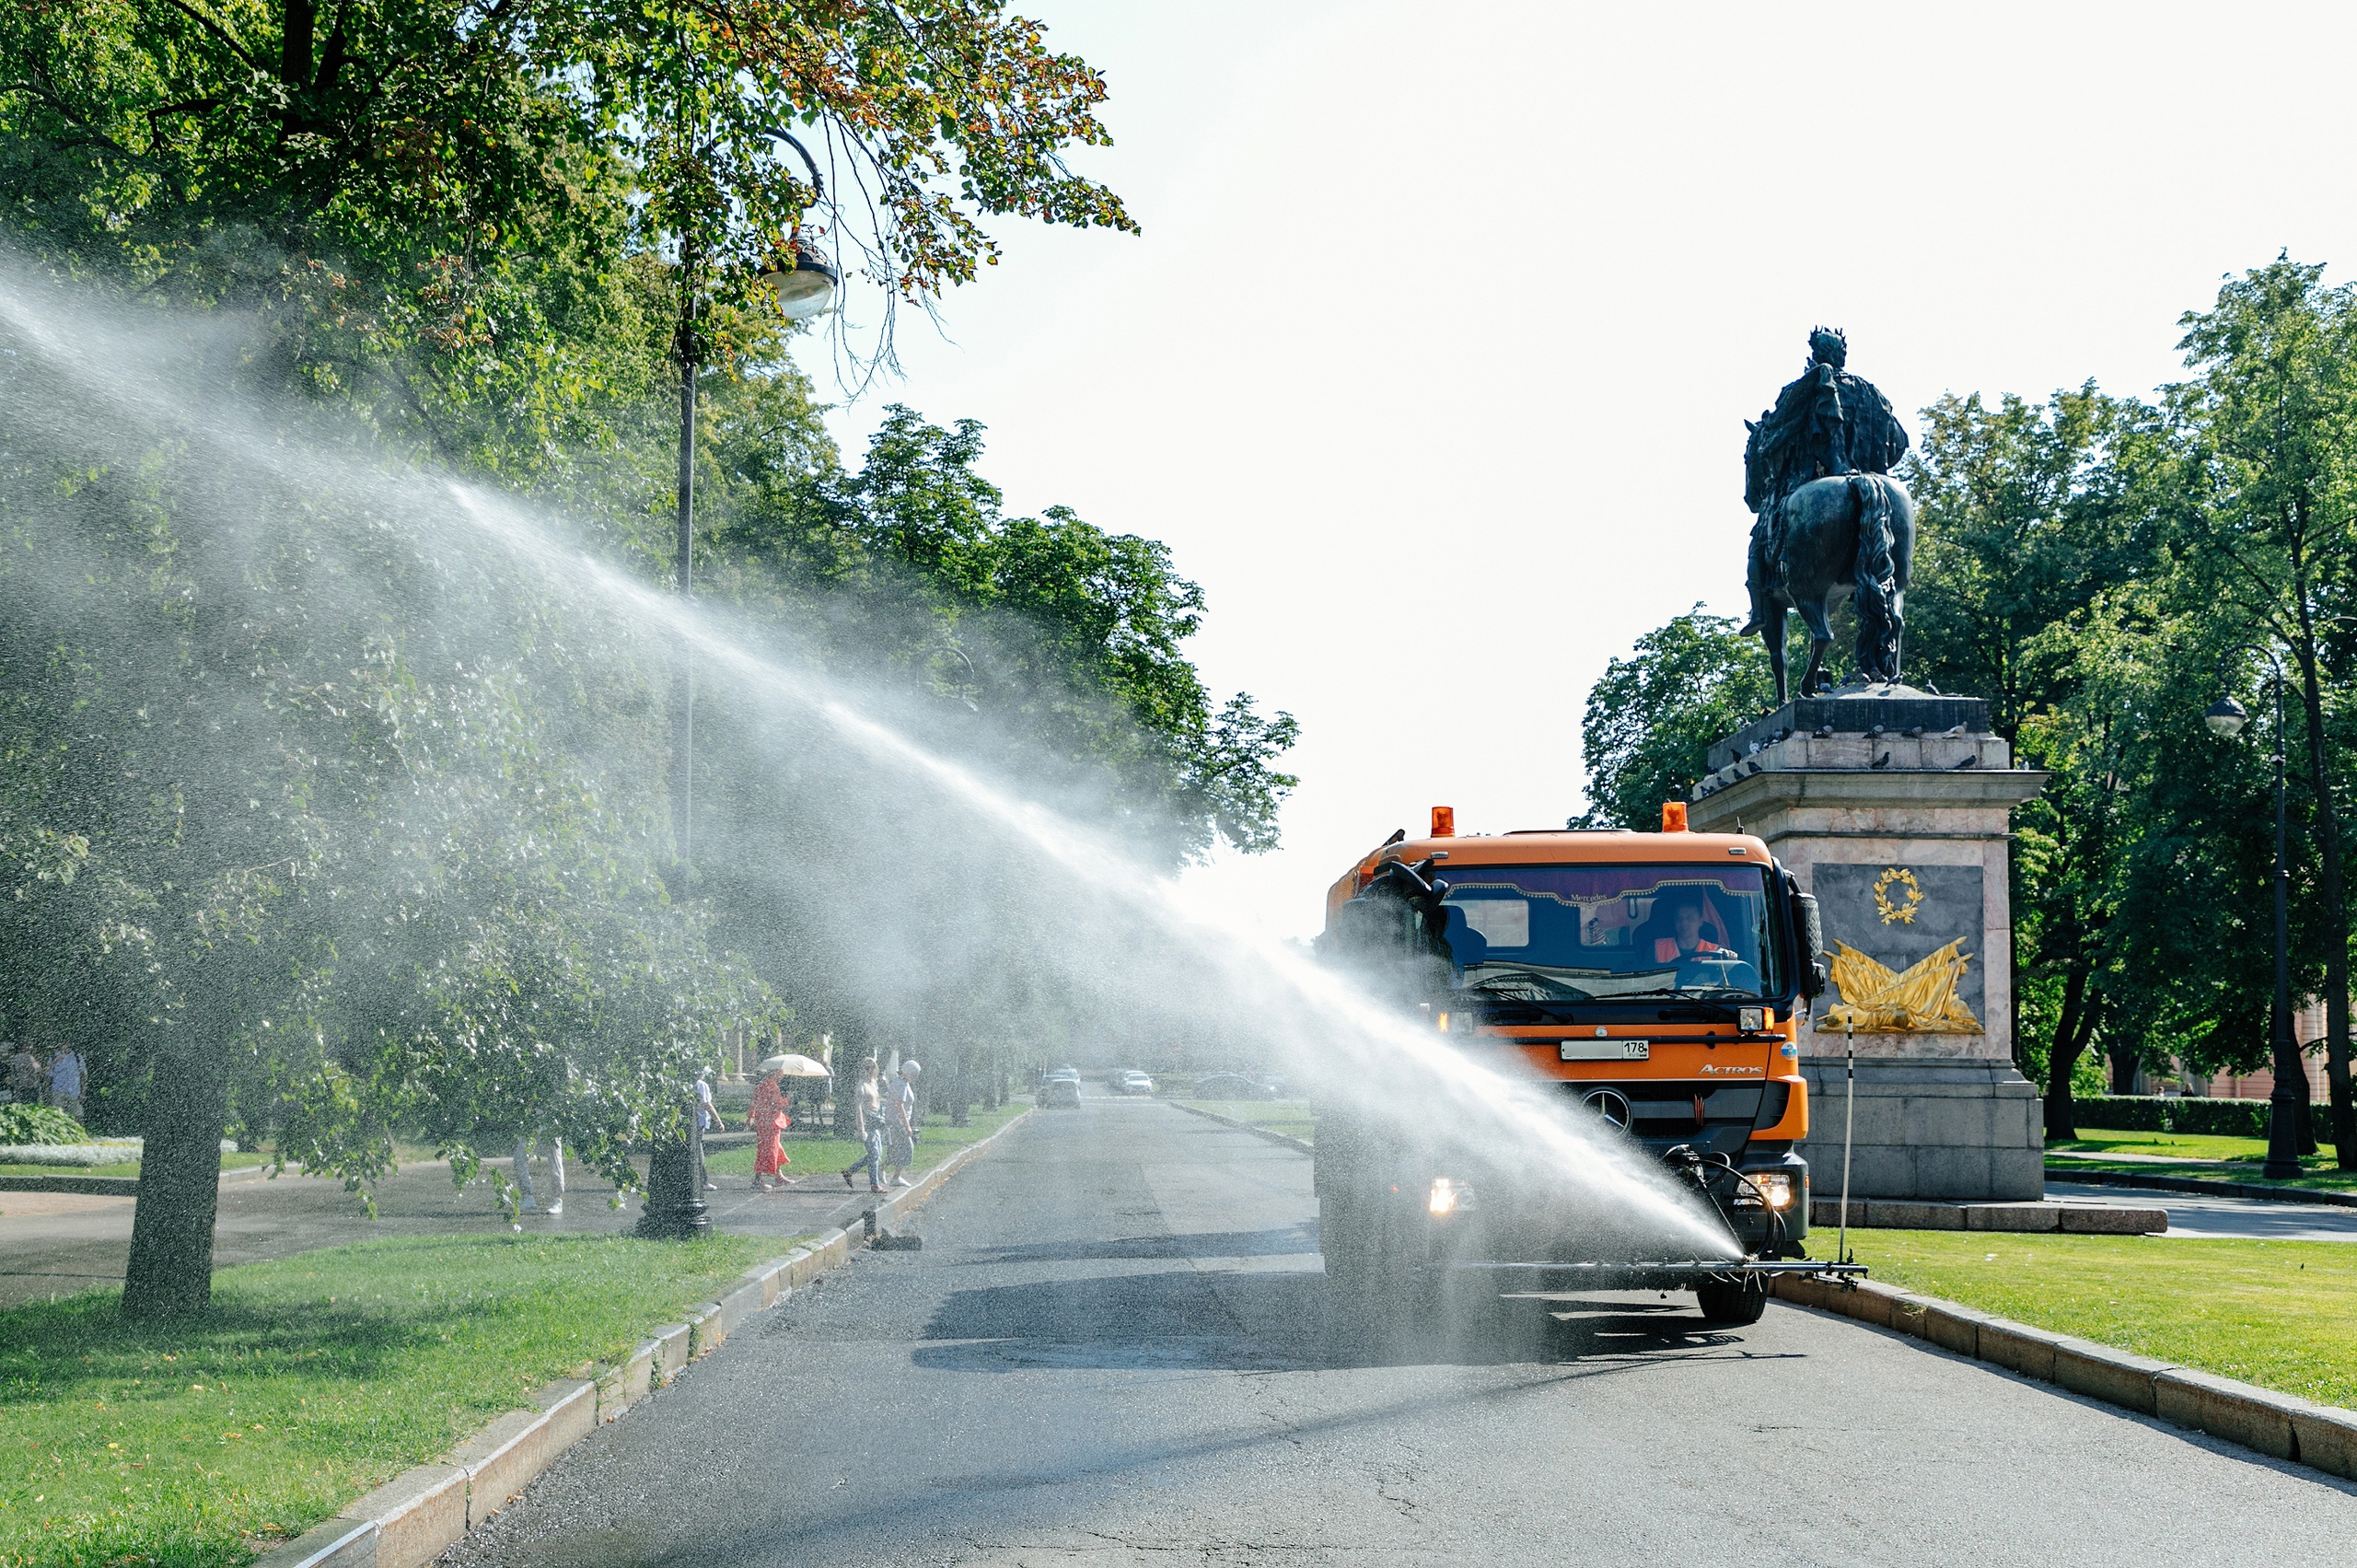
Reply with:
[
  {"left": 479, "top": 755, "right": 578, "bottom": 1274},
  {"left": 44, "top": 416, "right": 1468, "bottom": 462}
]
[{"left": 1439, "top": 1257, "right": 1868, "bottom": 1292}]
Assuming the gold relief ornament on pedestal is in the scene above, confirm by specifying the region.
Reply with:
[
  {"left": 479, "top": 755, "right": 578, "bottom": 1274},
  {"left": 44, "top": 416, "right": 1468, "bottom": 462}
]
[{"left": 1816, "top": 940, "right": 1983, "bottom": 1033}]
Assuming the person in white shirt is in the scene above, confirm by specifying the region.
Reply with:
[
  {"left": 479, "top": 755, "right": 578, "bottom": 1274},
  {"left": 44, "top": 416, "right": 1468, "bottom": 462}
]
[
  {"left": 46, "top": 1048, "right": 86, "bottom": 1121},
  {"left": 841, "top": 1059, "right": 886, "bottom": 1193},
  {"left": 885, "top": 1060, "right": 922, "bottom": 1188}
]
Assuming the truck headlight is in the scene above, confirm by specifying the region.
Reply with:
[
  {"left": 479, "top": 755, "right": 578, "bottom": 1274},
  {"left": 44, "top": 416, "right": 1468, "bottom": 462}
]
[
  {"left": 1738, "top": 1006, "right": 1767, "bottom": 1032},
  {"left": 1428, "top": 1177, "right": 1462, "bottom": 1215},
  {"left": 1753, "top": 1173, "right": 1795, "bottom": 1210}
]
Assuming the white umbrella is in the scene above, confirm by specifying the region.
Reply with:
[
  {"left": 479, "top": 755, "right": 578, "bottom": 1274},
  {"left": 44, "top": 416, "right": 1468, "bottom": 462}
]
[{"left": 756, "top": 1053, "right": 832, "bottom": 1078}]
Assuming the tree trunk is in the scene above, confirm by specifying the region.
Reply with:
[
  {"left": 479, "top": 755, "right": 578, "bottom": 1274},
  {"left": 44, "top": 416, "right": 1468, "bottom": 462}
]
[
  {"left": 2043, "top": 965, "right": 2090, "bottom": 1140},
  {"left": 121, "top": 1040, "right": 228, "bottom": 1319},
  {"left": 2289, "top": 622, "right": 2357, "bottom": 1167}
]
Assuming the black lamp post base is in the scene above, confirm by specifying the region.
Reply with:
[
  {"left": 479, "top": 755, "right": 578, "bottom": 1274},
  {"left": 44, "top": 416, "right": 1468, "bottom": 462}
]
[{"left": 636, "top": 1130, "right": 714, "bottom": 1239}]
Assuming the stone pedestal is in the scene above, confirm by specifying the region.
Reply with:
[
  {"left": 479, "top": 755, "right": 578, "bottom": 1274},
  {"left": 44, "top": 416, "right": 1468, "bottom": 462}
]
[{"left": 1687, "top": 684, "right": 2049, "bottom": 1202}]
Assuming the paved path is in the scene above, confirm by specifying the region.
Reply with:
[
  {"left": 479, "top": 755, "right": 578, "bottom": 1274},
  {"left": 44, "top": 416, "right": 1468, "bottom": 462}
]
[
  {"left": 2046, "top": 1179, "right": 2357, "bottom": 1242},
  {"left": 0, "top": 1148, "right": 888, "bottom": 1308},
  {"left": 448, "top": 1094, "right": 2357, "bottom": 1568}
]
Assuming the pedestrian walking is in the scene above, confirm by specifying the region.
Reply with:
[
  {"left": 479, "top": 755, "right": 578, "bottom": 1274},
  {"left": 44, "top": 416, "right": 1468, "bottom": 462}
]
[
  {"left": 841, "top": 1057, "right": 886, "bottom": 1193},
  {"left": 694, "top": 1068, "right": 725, "bottom": 1191},
  {"left": 749, "top": 1058, "right": 795, "bottom": 1192},
  {"left": 514, "top": 1132, "right": 565, "bottom": 1214},
  {"left": 885, "top": 1059, "right": 922, "bottom": 1188},
  {"left": 45, "top": 1046, "right": 86, "bottom": 1122},
  {"left": 3, "top": 1041, "right": 41, "bottom": 1105}
]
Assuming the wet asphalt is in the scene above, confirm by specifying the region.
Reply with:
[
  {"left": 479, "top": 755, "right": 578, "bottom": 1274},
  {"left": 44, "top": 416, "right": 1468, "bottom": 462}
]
[{"left": 445, "top": 1092, "right": 2357, "bottom": 1568}]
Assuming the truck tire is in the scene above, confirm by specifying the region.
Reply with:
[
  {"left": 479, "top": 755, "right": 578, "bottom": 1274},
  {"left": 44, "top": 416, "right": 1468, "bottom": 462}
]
[
  {"left": 1695, "top": 1274, "right": 1769, "bottom": 1326},
  {"left": 1318, "top": 1186, "right": 1366, "bottom": 1292}
]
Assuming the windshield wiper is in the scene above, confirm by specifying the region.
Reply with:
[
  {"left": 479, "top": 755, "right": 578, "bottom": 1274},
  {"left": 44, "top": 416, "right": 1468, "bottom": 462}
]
[
  {"left": 1608, "top": 985, "right": 1762, "bottom": 1000},
  {"left": 1461, "top": 978, "right": 1596, "bottom": 1003}
]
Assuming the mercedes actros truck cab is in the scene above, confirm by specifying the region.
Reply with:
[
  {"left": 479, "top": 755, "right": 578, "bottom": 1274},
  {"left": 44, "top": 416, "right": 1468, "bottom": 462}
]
[{"left": 1313, "top": 803, "right": 1847, "bottom": 1330}]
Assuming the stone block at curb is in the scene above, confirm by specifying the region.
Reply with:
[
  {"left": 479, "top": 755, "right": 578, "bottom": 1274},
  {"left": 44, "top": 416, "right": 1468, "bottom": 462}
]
[
  {"left": 2052, "top": 1339, "right": 2171, "bottom": 1414},
  {"left": 1843, "top": 1279, "right": 1901, "bottom": 1328},
  {"left": 1887, "top": 1293, "right": 1932, "bottom": 1338},
  {"left": 2155, "top": 1367, "right": 2305, "bottom": 1461},
  {"left": 595, "top": 1342, "right": 655, "bottom": 1423},
  {"left": 530, "top": 1378, "right": 595, "bottom": 1451},
  {"left": 741, "top": 1259, "right": 789, "bottom": 1308},
  {"left": 650, "top": 1321, "right": 691, "bottom": 1377},
  {"left": 1975, "top": 1318, "right": 2061, "bottom": 1382},
  {"left": 250, "top": 1516, "right": 377, "bottom": 1568},
  {"left": 1964, "top": 1202, "right": 2061, "bottom": 1233},
  {"left": 340, "top": 1464, "right": 465, "bottom": 1568},
  {"left": 2291, "top": 1403, "right": 2357, "bottom": 1481},
  {"left": 446, "top": 1409, "right": 549, "bottom": 1528},
  {"left": 1922, "top": 1301, "right": 1985, "bottom": 1357},
  {"left": 718, "top": 1278, "right": 765, "bottom": 1336},
  {"left": 1770, "top": 1273, "right": 1835, "bottom": 1311},
  {"left": 2059, "top": 1204, "right": 2168, "bottom": 1234},
  {"left": 1869, "top": 1201, "right": 1964, "bottom": 1231},
  {"left": 686, "top": 1302, "right": 726, "bottom": 1358}
]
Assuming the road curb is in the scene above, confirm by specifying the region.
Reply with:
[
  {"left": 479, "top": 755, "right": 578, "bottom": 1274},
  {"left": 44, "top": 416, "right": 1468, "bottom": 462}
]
[
  {"left": 1807, "top": 1195, "right": 2166, "bottom": 1233},
  {"left": 2045, "top": 1167, "right": 2357, "bottom": 1209},
  {"left": 1770, "top": 1273, "right": 2357, "bottom": 1483},
  {"left": 1169, "top": 1100, "right": 1312, "bottom": 1155},
  {"left": 248, "top": 1108, "right": 1031, "bottom": 1568}
]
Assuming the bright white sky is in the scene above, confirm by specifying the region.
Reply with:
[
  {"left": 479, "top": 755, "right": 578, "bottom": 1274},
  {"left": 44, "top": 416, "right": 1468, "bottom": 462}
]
[{"left": 800, "top": 1, "right": 2357, "bottom": 942}]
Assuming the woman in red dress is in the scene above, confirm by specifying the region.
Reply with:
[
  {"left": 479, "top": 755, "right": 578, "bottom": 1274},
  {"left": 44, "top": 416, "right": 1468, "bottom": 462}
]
[{"left": 749, "top": 1060, "right": 795, "bottom": 1191}]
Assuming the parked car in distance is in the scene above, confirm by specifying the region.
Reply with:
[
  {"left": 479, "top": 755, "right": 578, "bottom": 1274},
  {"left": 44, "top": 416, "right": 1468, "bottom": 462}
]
[
  {"left": 1117, "top": 1070, "right": 1155, "bottom": 1095},
  {"left": 1190, "top": 1072, "right": 1267, "bottom": 1099},
  {"left": 1039, "top": 1076, "right": 1082, "bottom": 1108}
]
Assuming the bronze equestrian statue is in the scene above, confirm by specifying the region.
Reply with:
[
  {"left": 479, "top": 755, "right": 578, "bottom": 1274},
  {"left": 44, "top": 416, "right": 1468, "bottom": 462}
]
[{"left": 1740, "top": 328, "right": 1916, "bottom": 703}]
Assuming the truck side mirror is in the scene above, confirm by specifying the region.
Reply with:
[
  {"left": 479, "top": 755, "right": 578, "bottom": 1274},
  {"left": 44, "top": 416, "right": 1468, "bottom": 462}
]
[{"left": 1792, "top": 889, "right": 1826, "bottom": 1000}]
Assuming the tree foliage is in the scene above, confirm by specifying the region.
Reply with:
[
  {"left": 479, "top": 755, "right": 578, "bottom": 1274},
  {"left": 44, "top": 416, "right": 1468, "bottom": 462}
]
[
  {"left": 1573, "top": 607, "right": 1773, "bottom": 831},
  {"left": 1579, "top": 258, "right": 2357, "bottom": 1161}
]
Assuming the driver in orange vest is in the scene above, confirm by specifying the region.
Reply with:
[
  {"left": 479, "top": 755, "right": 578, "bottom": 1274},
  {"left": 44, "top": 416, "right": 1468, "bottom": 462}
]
[{"left": 1653, "top": 895, "right": 1733, "bottom": 964}]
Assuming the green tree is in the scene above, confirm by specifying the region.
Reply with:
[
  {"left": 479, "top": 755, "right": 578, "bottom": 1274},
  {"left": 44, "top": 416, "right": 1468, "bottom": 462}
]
[
  {"left": 1573, "top": 608, "right": 1774, "bottom": 830},
  {"left": 2164, "top": 256, "right": 2357, "bottom": 1167}
]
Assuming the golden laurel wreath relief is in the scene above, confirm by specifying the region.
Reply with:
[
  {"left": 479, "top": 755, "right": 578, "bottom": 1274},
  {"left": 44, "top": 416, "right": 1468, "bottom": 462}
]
[
  {"left": 1873, "top": 865, "right": 1922, "bottom": 924},
  {"left": 1817, "top": 940, "right": 1983, "bottom": 1033}
]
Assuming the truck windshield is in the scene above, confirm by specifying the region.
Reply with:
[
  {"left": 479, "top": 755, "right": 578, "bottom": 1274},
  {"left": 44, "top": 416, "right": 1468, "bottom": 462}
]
[{"left": 1436, "top": 863, "right": 1781, "bottom": 1001}]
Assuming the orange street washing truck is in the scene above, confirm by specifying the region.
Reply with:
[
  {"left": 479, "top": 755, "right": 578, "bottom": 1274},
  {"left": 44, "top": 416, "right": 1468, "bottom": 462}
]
[{"left": 1313, "top": 802, "right": 1859, "bottom": 1333}]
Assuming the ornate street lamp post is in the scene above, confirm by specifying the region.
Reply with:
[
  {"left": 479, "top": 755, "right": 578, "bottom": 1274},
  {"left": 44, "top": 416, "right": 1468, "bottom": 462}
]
[
  {"left": 2205, "top": 645, "right": 2305, "bottom": 1181},
  {"left": 639, "top": 130, "right": 836, "bottom": 1241}
]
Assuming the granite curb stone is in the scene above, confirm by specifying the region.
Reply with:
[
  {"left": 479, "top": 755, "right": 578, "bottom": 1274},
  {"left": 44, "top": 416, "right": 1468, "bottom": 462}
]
[
  {"left": 336, "top": 1464, "right": 464, "bottom": 1568},
  {"left": 443, "top": 1409, "right": 551, "bottom": 1528},
  {"left": 1769, "top": 1272, "right": 2355, "bottom": 1481},
  {"left": 1805, "top": 1195, "right": 2165, "bottom": 1233}
]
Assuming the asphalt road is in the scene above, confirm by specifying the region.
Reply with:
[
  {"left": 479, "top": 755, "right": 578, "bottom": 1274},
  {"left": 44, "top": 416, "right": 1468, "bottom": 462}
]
[{"left": 447, "top": 1093, "right": 2357, "bottom": 1568}]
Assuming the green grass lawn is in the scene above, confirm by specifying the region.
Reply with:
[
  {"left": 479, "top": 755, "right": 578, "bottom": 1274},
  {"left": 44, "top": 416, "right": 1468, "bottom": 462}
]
[
  {"left": 1835, "top": 1230, "right": 2357, "bottom": 1411},
  {"left": 0, "top": 1153, "right": 271, "bottom": 1181},
  {"left": 702, "top": 1101, "right": 1027, "bottom": 1184},
  {"left": 1178, "top": 1099, "right": 1314, "bottom": 1143},
  {"left": 0, "top": 1232, "right": 775, "bottom": 1568},
  {"left": 2046, "top": 1131, "right": 2357, "bottom": 1191}
]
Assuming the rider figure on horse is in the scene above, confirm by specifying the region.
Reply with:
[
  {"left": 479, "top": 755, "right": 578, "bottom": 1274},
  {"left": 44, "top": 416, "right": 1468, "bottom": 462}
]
[{"left": 1739, "top": 328, "right": 1910, "bottom": 640}]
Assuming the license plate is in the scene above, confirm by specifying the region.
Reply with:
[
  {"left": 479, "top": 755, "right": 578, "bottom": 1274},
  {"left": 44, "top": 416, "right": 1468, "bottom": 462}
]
[{"left": 1561, "top": 1040, "right": 1649, "bottom": 1062}]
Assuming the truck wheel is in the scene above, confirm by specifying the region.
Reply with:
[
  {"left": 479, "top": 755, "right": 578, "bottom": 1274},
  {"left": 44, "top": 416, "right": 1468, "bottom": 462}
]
[
  {"left": 1695, "top": 1274, "right": 1769, "bottom": 1326},
  {"left": 1318, "top": 1188, "right": 1364, "bottom": 1292}
]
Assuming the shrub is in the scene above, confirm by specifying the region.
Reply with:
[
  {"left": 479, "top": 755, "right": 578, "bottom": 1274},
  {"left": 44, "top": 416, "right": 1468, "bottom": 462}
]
[
  {"left": 2072, "top": 1096, "right": 2272, "bottom": 1138},
  {"left": 0, "top": 1101, "right": 88, "bottom": 1144}
]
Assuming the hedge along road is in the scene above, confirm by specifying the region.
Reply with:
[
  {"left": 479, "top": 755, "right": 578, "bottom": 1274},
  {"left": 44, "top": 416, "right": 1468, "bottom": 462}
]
[{"left": 436, "top": 1091, "right": 2357, "bottom": 1566}]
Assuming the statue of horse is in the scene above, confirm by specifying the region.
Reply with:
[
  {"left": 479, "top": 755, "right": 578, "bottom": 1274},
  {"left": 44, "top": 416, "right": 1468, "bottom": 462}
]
[{"left": 1759, "top": 472, "right": 1915, "bottom": 703}]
